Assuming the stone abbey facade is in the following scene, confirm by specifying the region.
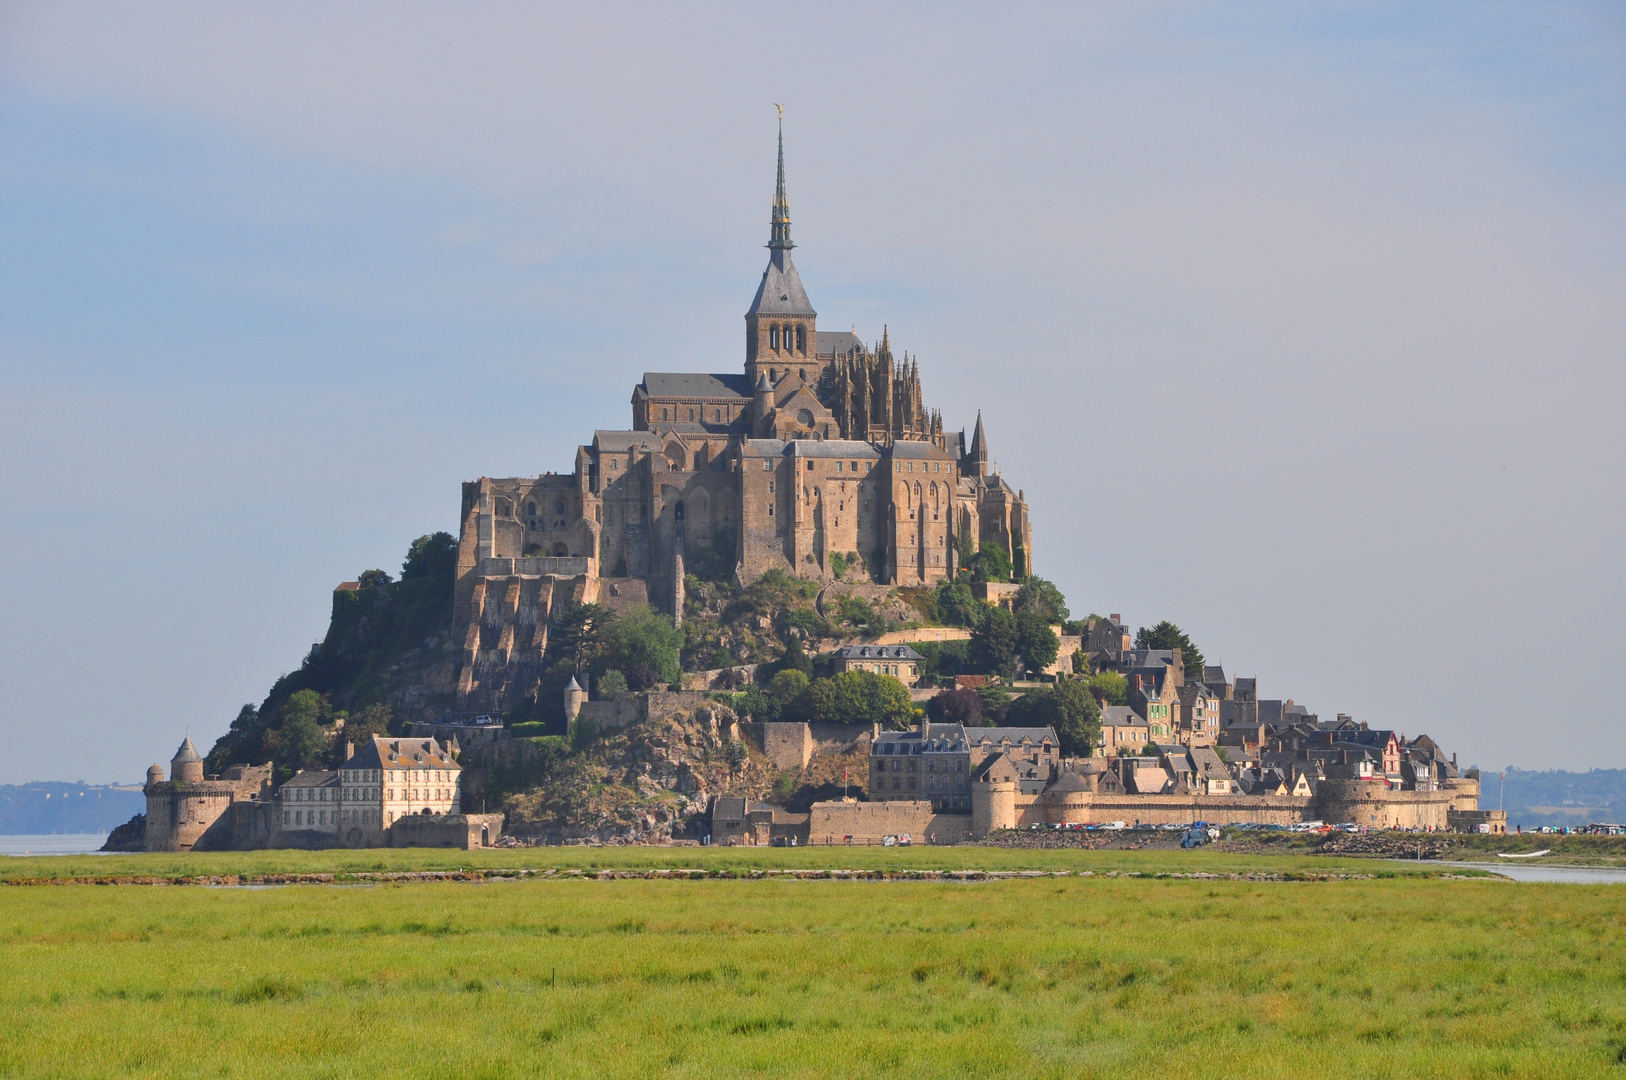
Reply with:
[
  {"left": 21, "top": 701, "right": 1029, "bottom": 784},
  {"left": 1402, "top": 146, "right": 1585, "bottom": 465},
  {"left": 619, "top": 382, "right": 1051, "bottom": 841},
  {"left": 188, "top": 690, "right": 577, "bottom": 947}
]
[{"left": 454, "top": 125, "right": 1031, "bottom": 714}]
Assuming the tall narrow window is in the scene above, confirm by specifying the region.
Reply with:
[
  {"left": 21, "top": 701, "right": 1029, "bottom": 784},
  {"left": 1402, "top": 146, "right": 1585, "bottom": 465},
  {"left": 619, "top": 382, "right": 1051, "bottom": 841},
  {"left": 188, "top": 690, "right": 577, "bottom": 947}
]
[
  {"left": 770, "top": 326, "right": 780, "bottom": 351},
  {"left": 796, "top": 325, "right": 806, "bottom": 353}
]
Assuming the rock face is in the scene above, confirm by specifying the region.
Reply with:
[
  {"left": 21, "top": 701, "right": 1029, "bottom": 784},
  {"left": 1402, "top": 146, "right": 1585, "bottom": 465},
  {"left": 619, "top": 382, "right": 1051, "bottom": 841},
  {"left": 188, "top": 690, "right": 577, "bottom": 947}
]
[
  {"left": 100, "top": 813, "right": 146, "bottom": 852},
  {"left": 492, "top": 705, "right": 868, "bottom": 845}
]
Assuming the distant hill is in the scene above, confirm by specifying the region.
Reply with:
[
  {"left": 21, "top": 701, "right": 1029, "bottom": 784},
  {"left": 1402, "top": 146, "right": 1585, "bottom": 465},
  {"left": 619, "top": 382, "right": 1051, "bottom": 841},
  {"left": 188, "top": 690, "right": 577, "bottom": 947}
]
[
  {"left": 0, "top": 783, "right": 146, "bottom": 835},
  {"left": 1483, "top": 768, "right": 1626, "bottom": 829}
]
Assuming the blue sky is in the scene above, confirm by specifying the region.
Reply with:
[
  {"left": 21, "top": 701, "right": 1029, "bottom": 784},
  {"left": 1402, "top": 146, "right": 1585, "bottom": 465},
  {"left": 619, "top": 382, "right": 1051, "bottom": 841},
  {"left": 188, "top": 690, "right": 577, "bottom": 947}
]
[{"left": 1, "top": 2, "right": 1623, "bottom": 784}]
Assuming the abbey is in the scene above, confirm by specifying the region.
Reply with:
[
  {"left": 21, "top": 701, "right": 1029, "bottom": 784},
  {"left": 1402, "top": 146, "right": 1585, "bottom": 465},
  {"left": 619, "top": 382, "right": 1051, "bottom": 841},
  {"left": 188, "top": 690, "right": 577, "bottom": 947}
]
[{"left": 454, "top": 125, "right": 1031, "bottom": 714}]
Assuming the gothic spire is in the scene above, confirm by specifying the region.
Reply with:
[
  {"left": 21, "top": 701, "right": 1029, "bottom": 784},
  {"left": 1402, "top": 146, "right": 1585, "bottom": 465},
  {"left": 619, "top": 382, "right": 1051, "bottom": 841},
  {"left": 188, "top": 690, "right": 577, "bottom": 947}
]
[
  {"left": 770, "top": 107, "right": 793, "bottom": 251},
  {"left": 969, "top": 410, "right": 989, "bottom": 474}
]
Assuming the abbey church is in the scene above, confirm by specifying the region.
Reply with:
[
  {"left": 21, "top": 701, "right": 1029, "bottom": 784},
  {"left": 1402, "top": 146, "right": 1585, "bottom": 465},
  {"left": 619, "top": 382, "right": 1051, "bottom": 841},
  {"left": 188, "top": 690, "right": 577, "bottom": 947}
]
[{"left": 453, "top": 125, "right": 1033, "bottom": 713}]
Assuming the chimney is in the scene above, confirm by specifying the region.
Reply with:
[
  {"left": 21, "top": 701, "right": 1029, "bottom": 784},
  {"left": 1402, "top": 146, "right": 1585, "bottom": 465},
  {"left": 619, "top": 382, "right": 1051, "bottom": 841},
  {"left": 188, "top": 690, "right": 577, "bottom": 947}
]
[
  {"left": 1321, "top": 731, "right": 1334, "bottom": 747},
  {"left": 1130, "top": 674, "right": 1143, "bottom": 692},
  {"left": 1110, "top": 614, "right": 1121, "bottom": 624},
  {"left": 344, "top": 742, "right": 354, "bottom": 761}
]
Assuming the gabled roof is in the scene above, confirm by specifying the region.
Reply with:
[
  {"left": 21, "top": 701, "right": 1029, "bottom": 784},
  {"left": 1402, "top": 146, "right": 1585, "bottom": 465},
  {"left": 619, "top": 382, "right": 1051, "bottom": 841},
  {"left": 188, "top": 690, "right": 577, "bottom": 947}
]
[{"left": 639, "top": 373, "right": 753, "bottom": 400}]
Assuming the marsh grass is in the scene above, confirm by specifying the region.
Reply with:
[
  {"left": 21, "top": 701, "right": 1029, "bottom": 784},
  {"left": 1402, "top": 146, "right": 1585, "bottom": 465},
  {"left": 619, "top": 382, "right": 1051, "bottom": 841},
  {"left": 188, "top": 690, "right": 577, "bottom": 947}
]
[
  {"left": 0, "top": 844, "right": 1481, "bottom": 883},
  {"left": 1, "top": 872, "right": 1623, "bottom": 1077}
]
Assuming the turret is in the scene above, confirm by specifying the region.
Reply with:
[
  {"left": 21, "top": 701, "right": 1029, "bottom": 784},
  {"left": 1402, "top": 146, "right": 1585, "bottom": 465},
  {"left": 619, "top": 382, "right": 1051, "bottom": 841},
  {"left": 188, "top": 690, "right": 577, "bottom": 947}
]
[
  {"left": 564, "top": 676, "right": 587, "bottom": 722},
  {"left": 145, "top": 763, "right": 164, "bottom": 789},
  {"left": 170, "top": 736, "right": 204, "bottom": 783},
  {"left": 753, "top": 372, "right": 774, "bottom": 432}
]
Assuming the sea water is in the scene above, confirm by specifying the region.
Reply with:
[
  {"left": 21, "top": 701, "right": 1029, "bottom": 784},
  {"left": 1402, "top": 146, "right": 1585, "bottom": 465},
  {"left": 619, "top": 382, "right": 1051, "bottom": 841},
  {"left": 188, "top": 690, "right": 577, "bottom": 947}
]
[{"left": 0, "top": 835, "right": 110, "bottom": 857}]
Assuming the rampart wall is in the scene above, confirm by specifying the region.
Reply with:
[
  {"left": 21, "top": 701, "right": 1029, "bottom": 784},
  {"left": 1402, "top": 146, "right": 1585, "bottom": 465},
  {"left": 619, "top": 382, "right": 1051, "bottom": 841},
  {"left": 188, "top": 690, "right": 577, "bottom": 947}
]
[{"left": 807, "top": 800, "right": 973, "bottom": 845}]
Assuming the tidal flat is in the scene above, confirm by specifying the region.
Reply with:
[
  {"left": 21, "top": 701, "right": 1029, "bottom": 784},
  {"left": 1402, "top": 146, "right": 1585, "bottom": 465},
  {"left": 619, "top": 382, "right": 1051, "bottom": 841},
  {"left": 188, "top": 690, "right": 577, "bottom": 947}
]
[{"left": 1, "top": 853, "right": 1623, "bottom": 1078}]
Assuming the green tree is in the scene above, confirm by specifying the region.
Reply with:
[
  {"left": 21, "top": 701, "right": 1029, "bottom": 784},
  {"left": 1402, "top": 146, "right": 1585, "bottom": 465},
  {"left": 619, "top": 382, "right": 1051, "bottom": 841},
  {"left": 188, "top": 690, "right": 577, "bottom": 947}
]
[
  {"left": 1014, "top": 611, "right": 1059, "bottom": 674},
  {"left": 933, "top": 580, "right": 980, "bottom": 628},
  {"left": 356, "top": 568, "right": 393, "bottom": 589},
  {"left": 1014, "top": 577, "right": 1069, "bottom": 625},
  {"left": 970, "top": 607, "right": 1018, "bottom": 675},
  {"left": 596, "top": 669, "right": 628, "bottom": 697},
  {"left": 343, "top": 703, "right": 392, "bottom": 744},
  {"left": 788, "top": 672, "right": 912, "bottom": 727},
  {"left": 1134, "top": 620, "right": 1205, "bottom": 673},
  {"left": 553, "top": 603, "right": 616, "bottom": 675},
  {"left": 734, "top": 683, "right": 780, "bottom": 722},
  {"left": 607, "top": 606, "right": 682, "bottom": 687},
  {"left": 767, "top": 669, "right": 810, "bottom": 704},
  {"left": 1052, "top": 679, "right": 1102, "bottom": 757},
  {"left": 271, "top": 689, "right": 329, "bottom": 777},
  {"left": 1004, "top": 679, "right": 1100, "bottom": 757},
  {"left": 970, "top": 541, "right": 1011, "bottom": 583},
  {"left": 774, "top": 636, "right": 814, "bottom": 678},
  {"left": 401, "top": 532, "right": 457, "bottom": 581},
  {"left": 957, "top": 523, "right": 976, "bottom": 570},
  {"left": 1084, "top": 670, "right": 1128, "bottom": 706}
]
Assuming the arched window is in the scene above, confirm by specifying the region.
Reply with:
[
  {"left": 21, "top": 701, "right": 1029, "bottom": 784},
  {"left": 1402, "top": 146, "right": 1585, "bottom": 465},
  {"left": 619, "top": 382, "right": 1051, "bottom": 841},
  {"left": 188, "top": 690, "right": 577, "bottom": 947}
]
[
  {"left": 796, "top": 325, "right": 806, "bottom": 354},
  {"left": 689, "top": 408, "right": 695, "bottom": 422},
  {"left": 555, "top": 501, "right": 565, "bottom": 516},
  {"left": 674, "top": 502, "right": 685, "bottom": 521},
  {"left": 770, "top": 325, "right": 780, "bottom": 351}
]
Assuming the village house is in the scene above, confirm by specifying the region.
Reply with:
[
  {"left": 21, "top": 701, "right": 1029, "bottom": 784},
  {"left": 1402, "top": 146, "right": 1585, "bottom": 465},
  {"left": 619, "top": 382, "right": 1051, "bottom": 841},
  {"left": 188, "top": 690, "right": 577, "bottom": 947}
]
[{"left": 829, "top": 643, "right": 924, "bottom": 687}]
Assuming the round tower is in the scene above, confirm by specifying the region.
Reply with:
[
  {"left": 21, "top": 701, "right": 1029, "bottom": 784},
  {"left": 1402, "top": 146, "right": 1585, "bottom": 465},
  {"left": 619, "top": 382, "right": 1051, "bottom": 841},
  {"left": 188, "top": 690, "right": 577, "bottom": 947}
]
[
  {"left": 145, "top": 763, "right": 164, "bottom": 789},
  {"left": 564, "top": 676, "right": 587, "bottom": 722},
  {"left": 170, "top": 736, "right": 205, "bottom": 783},
  {"left": 972, "top": 779, "right": 1017, "bottom": 838}
]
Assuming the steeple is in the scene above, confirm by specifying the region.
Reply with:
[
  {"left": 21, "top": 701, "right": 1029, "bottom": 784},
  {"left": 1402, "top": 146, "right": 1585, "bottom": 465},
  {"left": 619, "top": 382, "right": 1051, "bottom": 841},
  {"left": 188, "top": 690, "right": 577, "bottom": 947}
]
[
  {"left": 745, "top": 106, "right": 816, "bottom": 387},
  {"left": 770, "top": 109, "right": 792, "bottom": 252},
  {"left": 968, "top": 411, "right": 989, "bottom": 476}
]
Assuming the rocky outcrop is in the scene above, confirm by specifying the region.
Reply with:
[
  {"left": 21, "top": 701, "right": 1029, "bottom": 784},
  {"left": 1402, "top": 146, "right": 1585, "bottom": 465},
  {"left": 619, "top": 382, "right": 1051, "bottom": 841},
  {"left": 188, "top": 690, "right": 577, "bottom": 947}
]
[
  {"left": 494, "top": 704, "right": 791, "bottom": 845},
  {"left": 100, "top": 813, "right": 146, "bottom": 852}
]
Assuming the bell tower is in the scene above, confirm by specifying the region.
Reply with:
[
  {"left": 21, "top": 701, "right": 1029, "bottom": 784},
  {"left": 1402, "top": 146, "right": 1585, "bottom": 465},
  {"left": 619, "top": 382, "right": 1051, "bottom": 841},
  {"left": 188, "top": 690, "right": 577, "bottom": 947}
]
[{"left": 745, "top": 107, "right": 817, "bottom": 390}]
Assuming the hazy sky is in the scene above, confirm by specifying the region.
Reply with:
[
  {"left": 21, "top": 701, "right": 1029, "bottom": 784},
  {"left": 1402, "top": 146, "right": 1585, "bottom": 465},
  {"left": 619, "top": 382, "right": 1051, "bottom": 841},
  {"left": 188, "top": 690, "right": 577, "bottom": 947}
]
[{"left": 1, "top": 3, "right": 1622, "bottom": 785}]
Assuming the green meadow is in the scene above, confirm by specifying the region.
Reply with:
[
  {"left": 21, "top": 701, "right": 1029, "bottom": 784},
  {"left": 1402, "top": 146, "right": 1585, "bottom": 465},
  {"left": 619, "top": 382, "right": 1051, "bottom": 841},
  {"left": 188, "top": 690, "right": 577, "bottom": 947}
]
[
  {"left": 2, "top": 852, "right": 1624, "bottom": 1078},
  {"left": 0, "top": 843, "right": 1450, "bottom": 882}
]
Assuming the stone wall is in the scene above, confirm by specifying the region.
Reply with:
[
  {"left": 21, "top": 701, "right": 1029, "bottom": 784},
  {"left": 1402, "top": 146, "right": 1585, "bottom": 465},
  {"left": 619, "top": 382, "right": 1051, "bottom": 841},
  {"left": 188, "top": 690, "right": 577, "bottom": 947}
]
[
  {"left": 807, "top": 799, "right": 972, "bottom": 845},
  {"left": 743, "top": 722, "right": 814, "bottom": 771},
  {"left": 390, "top": 812, "right": 505, "bottom": 849}
]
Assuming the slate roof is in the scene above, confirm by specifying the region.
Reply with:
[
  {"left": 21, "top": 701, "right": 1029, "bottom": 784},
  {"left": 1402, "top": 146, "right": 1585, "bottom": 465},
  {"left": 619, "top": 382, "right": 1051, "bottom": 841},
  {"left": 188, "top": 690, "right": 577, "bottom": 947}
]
[
  {"left": 747, "top": 251, "right": 816, "bottom": 317},
  {"left": 1101, "top": 706, "right": 1149, "bottom": 728},
  {"left": 282, "top": 769, "right": 338, "bottom": 789},
  {"left": 594, "top": 430, "right": 665, "bottom": 453},
  {"left": 968, "top": 726, "right": 1059, "bottom": 748},
  {"left": 639, "top": 373, "right": 753, "bottom": 400},
  {"left": 886, "top": 440, "right": 953, "bottom": 459},
  {"left": 712, "top": 796, "right": 747, "bottom": 822},
  {"left": 815, "top": 330, "right": 864, "bottom": 356},
  {"left": 832, "top": 644, "right": 924, "bottom": 661},
  {"left": 345, "top": 737, "right": 460, "bottom": 773},
  {"left": 791, "top": 440, "right": 881, "bottom": 458}
]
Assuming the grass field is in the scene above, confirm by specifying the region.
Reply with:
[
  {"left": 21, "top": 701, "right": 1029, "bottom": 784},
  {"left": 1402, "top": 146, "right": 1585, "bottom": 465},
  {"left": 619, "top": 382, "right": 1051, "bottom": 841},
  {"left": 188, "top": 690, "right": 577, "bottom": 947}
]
[
  {"left": 0, "top": 843, "right": 1487, "bottom": 883},
  {"left": 2, "top": 851, "right": 1624, "bottom": 1078}
]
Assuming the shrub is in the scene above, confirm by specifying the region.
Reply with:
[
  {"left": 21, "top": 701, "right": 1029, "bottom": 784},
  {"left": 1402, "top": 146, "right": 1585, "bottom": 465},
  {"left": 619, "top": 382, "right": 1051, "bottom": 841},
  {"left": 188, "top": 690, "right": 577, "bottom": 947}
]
[{"left": 596, "top": 670, "right": 628, "bottom": 697}]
